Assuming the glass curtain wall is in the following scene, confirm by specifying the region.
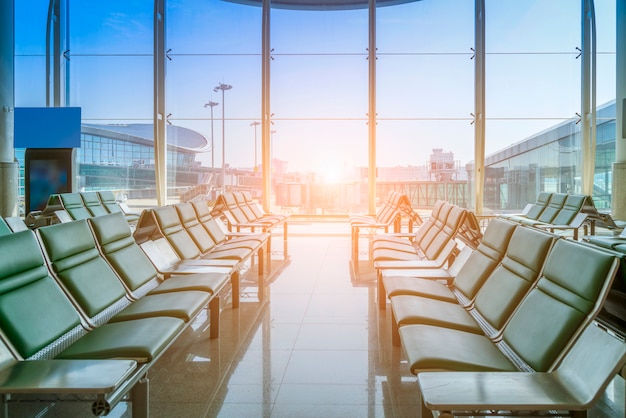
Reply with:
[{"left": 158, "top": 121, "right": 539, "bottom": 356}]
[
  {"left": 69, "top": 1, "right": 155, "bottom": 203},
  {"left": 377, "top": 0, "right": 474, "bottom": 208},
  {"left": 480, "top": 0, "right": 615, "bottom": 212},
  {"left": 593, "top": 0, "right": 617, "bottom": 207},
  {"left": 270, "top": 4, "right": 369, "bottom": 214},
  {"left": 14, "top": 0, "right": 51, "bottom": 210},
  {"left": 12, "top": 1, "right": 618, "bottom": 213},
  {"left": 167, "top": 0, "right": 262, "bottom": 202},
  {"left": 483, "top": 0, "right": 580, "bottom": 211}
]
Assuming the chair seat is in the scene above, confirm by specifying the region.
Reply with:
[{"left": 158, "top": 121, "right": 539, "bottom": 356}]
[
  {"left": 400, "top": 324, "right": 518, "bottom": 373},
  {"left": 148, "top": 273, "right": 230, "bottom": 296},
  {"left": 56, "top": 317, "right": 185, "bottom": 363},
  {"left": 392, "top": 295, "right": 482, "bottom": 334},
  {"left": 384, "top": 276, "right": 457, "bottom": 303},
  {"left": 109, "top": 291, "right": 210, "bottom": 323}
]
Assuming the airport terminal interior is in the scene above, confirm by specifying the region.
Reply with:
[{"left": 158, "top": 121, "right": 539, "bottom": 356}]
[{"left": 0, "top": 0, "right": 626, "bottom": 417}]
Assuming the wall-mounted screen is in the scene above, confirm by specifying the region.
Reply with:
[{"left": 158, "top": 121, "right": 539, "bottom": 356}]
[{"left": 25, "top": 148, "right": 76, "bottom": 213}]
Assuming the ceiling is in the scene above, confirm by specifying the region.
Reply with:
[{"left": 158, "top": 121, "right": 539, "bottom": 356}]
[{"left": 225, "top": 0, "right": 420, "bottom": 11}]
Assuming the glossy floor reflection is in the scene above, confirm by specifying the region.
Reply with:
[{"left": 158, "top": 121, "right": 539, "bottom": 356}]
[
  {"left": 20, "top": 220, "right": 625, "bottom": 417},
  {"left": 145, "top": 221, "right": 625, "bottom": 418},
  {"left": 146, "top": 222, "right": 423, "bottom": 417}
]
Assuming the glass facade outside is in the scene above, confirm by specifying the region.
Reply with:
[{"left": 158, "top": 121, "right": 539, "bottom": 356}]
[
  {"left": 13, "top": 0, "right": 619, "bottom": 214},
  {"left": 471, "top": 101, "right": 616, "bottom": 213}
]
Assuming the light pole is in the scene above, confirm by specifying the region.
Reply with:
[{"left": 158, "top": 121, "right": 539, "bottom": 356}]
[
  {"left": 203, "top": 101, "right": 219, "bottom": 172},
  {"left": 271, "top": 129, "right": 276, "bottom": 167},
  {"left": 250, "top": 121, "right": 261, "bottom": 173},
  {"left": 214, "top": 82, "right": 232, "bottom": 193}
]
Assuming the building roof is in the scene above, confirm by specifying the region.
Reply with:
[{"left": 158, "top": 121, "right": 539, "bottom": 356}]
[{"left": 81, "top": 124, "right": 210, "bottom": 152}]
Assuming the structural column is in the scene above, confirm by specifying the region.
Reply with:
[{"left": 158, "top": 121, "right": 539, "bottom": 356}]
[
  {"left": 613, "top": 0, "right": 626, "bottom": 220},
  {"left": 0, "top": 0, "right": 17, "bottom": 217},
  {"left": 473, "top": 0, "right": 486, "bottom": 215},
  {"left": 261, "top": 0, "right": 271, "bottom": 212},
  {"left": 154, "top": 0, "right": 167, "bottom": 206},
  {"left": 368, "top": 0, "right": 377, "bottom": 214}
]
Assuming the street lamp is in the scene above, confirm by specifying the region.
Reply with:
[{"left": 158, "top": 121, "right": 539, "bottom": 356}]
[
  {"left": 214, "top": 82, "right": 232, "bottom": 193},
  {"left": 203, "top": 101, "right": 219, "bottom": 172},
  {"left": 250, "top": 121, "right": 261, "bottom": 173},
  {"left": 271, "top": 129, "right": 276, "bottom": 166}
]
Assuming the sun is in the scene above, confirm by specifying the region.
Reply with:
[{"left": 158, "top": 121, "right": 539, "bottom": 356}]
[{"left": 322, "top": 168, "right": 341, "bottom": 184}]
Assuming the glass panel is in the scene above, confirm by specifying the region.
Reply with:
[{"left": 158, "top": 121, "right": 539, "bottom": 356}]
[
  {"left": 270, "top": 6, "right": 368, "bottom": 212},
  {"left": 15, "top": 57, "right": 47, "bottom": 107},
  {"left": 70, "top": 56, "right": 153, "bottom": 120},
  {"left": 484, "top": 0, "right": 581, "bottom": 211},
  {"left": 65, "top": 1, "right": 156, "bottom": 207},
  {"left": 167, "top": 0, "right": 262, "bottom": 203},
  {"left": 70, "top": 1, "right": 153, "bottom": 54},
  {"left": 377, "top": 0, "right": 473, "bottom": 212},
  {"left": 377, "top": 54, "right": 473, "bottom": 119},
  {"left": 168, "top": 1, "right": 261, "bottom": 55},
  {"left": 377, "top": 0, "right": 473, "bottom": 54}
]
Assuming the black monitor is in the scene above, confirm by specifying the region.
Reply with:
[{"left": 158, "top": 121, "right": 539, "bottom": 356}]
[{"left": 25, "top": 148, "right": 76, "bottom": 213}]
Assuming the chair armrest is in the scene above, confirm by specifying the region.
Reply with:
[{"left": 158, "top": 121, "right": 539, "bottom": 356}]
[
  {"left": 374, "top": 259, "right": 447, "bottom": 270},
  {"left": 0, "top": 360, "right": 137, "bottom": 395},
  {"left": 418, "top": 371, "right": 581, "bottom": 412},
  {"left": 118, "top": 202, "right": 140, "bottom": 216}
]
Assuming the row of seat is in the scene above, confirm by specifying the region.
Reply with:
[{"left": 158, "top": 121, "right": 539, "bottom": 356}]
[
  {"left": 370, "top": 201, "right": 483, "bottom": 299},
  {"left": 349, "top": 191, "right": 423, "bottom": 262},
  {"left": 25, "top": 191, "right": 140, "bottom": 228},
  {"left": 132, "top": 201, "right": 269, "bottom": 308},
  {"left": 499, "top": 192, "right": 598, "bottom": 239},
  {"left": 377, "top": 216, "right": 625, "bottom": 417},
  {"left": 211, "top": 191, "right": 289, "bottom": 258},
  {"left": 0, "top": 211, "right": 233, "bottom": 416}
]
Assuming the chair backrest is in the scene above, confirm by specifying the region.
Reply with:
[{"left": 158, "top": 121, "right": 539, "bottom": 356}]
[
  {"left": 37, "top": 220, "right": 129, "bottom": 325},
  {"left": 501, "top": 239, "right": 620, "bottom": 372},
  {"left": 376, "top": 192, "right": 403, "bottom": 224},
  {"left": 233, "top": 192, "right": 258, "bottom": 222},
  {"left": 471, "top": 226, "right": 556, "bottom": 334},
  {"left": 525, "top": 192, "right": 553, "bottom": 220},
  {"left": 0, "top": 230, "right": 84, "bottom": 360},
  {"left": 411, "top": 200, "right": 446, "bottom": 245},
  {"left": 422, "top": 205, "right": 466, "bottom": 261},
  {"left": 418, "top": 201, "right": 452, "bottom": 252},
  {"left": 536, "top": 193, "right": 567, "bottom": 223},
  {"left": 4, "top": 217, "right": 29, "bottom": 232},
  {"left": 0, "top": 217, "right": 12, "bottom": 237},
  {"left": 80, "top": 192, "right": 110, "bottom": 217},
  {"left": 152, "top": 206, "right": 202, "bottom": 260},
  {"left": 89, "top": 212, "right": 159, "bottom": 297},
  {"left": 174, "top": 203, "right": 217, "bottom": 253},
  {"left": 549, "top": 194, "right": 587, "bottom": 226},
  {"left": 455, "top": 211, "right": 483, "bottom": 250},
  {"left": 452, "top": 218, "right": 518, "bottom": 301},
  {"left": 59, "top": 193, "right": 92, "bottom": 220},
  {"left": 97, "top": 191, "right": 124, "bottom": 214},
  {"left": 241, "top": 191, "right": 267, "bottom": 219},
  {"left": 191, "top": 201, "right": 228, "bottom": 245},
  {"left": 222, "top": 193, "right": 249, "bottom": 224}
]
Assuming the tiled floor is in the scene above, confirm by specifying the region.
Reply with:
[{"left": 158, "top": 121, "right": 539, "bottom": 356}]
[{"left": 20, "top": 220, "right": 626, "bottom": 417}]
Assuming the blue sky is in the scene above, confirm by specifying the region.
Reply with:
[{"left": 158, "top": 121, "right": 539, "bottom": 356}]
[{"left": 15, "top": 0, "right": 616, "bottom": 178}]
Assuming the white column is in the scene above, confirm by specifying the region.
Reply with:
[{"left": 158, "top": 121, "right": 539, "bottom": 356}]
[
  {"left": 262, "top": 0, "right": 271, "bottom": 211},
  {"left": 473, "top": 0, "right": 486, "bottom": 215},
  {"left": 368, "top": 0, "right": 377, "bottom": 214},
  {"left": 154, "top": 0, "right": 167, "bottom": 206},
  {"left": 613, "top": 0, "right": 626, "bottom": 219},
  {"left": 0, "top": 0, "right": 17, "bottom": 217}
]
